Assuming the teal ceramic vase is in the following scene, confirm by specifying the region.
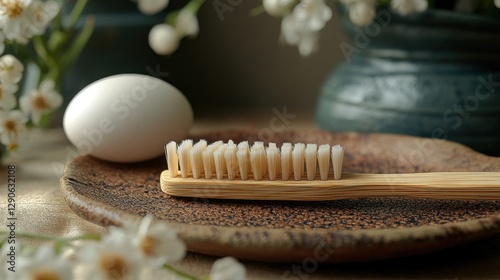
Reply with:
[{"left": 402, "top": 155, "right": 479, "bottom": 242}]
[{"left": 316, "top": 8, "right": 500, "bottom": 156}]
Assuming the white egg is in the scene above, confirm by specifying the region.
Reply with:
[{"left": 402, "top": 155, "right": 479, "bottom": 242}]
[{"left": 63, "top": 74, "right": 193, "bottom": 163}]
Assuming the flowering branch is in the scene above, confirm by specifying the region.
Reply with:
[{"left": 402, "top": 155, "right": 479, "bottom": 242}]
[
  {"left": 0, "top": 0, "right": 95, "bottom": 157},
  {"left": 135, "top": 0, "right": 500, "bottom": 58},
  {"left": 163, "top": 263, "right": 203, "bottom": 280},
  {"left": 0, "top": 215, "right": 246, "bottom": 280}
]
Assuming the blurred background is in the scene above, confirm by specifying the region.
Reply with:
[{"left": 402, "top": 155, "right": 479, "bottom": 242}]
[
  {"left": 62, "top": 0, "right": 348, "bottom": 114},
  {"left": 57, "top": 0, "right": 500, "bottom": 156}
]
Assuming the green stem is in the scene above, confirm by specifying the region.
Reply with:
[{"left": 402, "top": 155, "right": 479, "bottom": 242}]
[
  {"left": 0, "top": 230, "right": 101, "bottom": 242},
  {"left": 166, "top": 0, "right": 205, "bottom": 25},
  {"left": 52, "top": 5, "right": 63, "bottom": 32},
  {"left": 165, "top": 10, "right": 180, "bottom": 25},
  {"left": 60, "top": 16, "right": 95, "bottom": 71},
  {"left": 8, "top": 41, "right": 42, "bottom": 67},
  {"left": 162, "top": 263, "right": 202, "bottom": 280},
  {"left": 185, "top": 0, "right": 205, "bottom": 14},
  {"left": 66, "top": 0, "right": 89, "bottom": 31},
  {"left": 250, "top": 4, "right": 265, "bottom": 16},
  {"left": 32, "top": 36, "right": 57, "bottom": 75}
]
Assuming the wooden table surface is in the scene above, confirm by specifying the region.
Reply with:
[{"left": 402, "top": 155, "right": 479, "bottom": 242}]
[{"left": 1, "top": 111, "right": 500, "bottom": 279}]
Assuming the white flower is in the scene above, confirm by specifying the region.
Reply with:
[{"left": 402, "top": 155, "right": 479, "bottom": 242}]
[
  {"left": 391, "top": 0, "right": 428, "bottom": 16},
  {"left": 0, "top": 54, "right": 24, "bottom": 84},
  {"left": 176, "top": 9, "right": 199, "bottom": 38},
  {"left": 263, "top": 0, "right": 294, "bottom": 17},
  {"left": 148, "top": 24, "right": 180, "bottom": 55},
  {"left": 131, "top": 215, "right": 186, "bottom": 267},
  {"left": 12, "top": 244, "right": 72, "bottom": 280},
  {"left": 23, "top": 0, "right": 60, "bottom": 36},
  {"left": 0, "top": 109, "right": 27, "bottom": 146},
  {"left": 78, "top": 228, "right": 142, "bottom": 280},
  {"left": 281, "top": 13, "right": 319, "bottom": 56},
  {"left": 292, "top": 0, "right": 332, "bottom": 32},
  {"left": 20, "top": 79, "right": 62, "bottom": 125},
  {"left": 138, "top": 0, "right": 169, "bottom": 15},
  {"left": 0, "top": 0, "right": 33, "bottom": 40},
  {"left": 348, "top": 0, "right": 376, "bottom": 26},
  {"left": 4, "top": 129, "right": 28, "bottom": 153},
  {"left": 279, "top": 0, "right": 332, "bottom": 56},
  {"left": 0, "top": 82, "right": 18, "bottom": 110},
  {"left": 209, "top": 257, "right": 246, "bottom": 280},
  {"left": 495, "top": 0, "right": 500, "bottom": 9}
]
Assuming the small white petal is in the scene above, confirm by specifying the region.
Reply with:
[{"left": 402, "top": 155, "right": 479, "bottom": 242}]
[
  {"left": 78, "top": 229, "right": 141, "bottom": 280},
  {"left": 31, "top": 110, "right": 43, "bottom": 125},
  {"left": 349, "top": 1, "right": 376, "bottom": 26},
  {"left": 40, "top": 78, "right": 55, "bottom": 92},
  {"left": 148, "top": 24, "right": 180, "bottom": 55},
  {"left": 413, "top": 0, "right": 428, "bottom": 12},
  {"left": 0, "top": 94, "right": 15, "bottom": 110},
  {"left": 280, "top": 14, "right": 300, "bottom": 45},
  {"left": 496, "top": 0, "right": 500, "bottom": 8},
  {"left": 0, "top": 109, "right": 28, "bottom": 141},
  {"left": 0, "top": 0, "right": 33, "bottom": 40},
  {"left": 263, "top": 0, "right": 294, "bottom": 17},
  {"left": 0, "top": 54, "right": 24, "bottom": 84},
  {"left": 138, "top": 0, "right": 169, "bottom": 15},
  {"left": 15, "top": 244, "right": 72, "bottom": 280},
  {"left": 176, "top": 10, "right": 199, "bottom": 38},
  {"left": 293, "top": 0, "right": 332, "bottom": 32},
  {"left": 19, "top": 95, "right": 30, "bottom": 114},
  {"left": 298, "top": 34, "right": 318, "bottom": 56},
  {"left": 391, "top": 0, "right": 428, "bottom": 15},
  {"left": 133, "top": 215, "right": 187, "bottom": 266},
  {"left": 46, "top": 91, "right": 63, "bottom": 108},
  {"left": 20, "top": 79, "right": 62, "bottom": 124},
  {"left": 210, "top": 257, "right": 246, "bottom": 280}
]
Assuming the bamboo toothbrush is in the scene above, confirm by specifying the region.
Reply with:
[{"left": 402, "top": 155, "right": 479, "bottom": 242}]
[{"left": 160, "top": 139, "right": 500, "bottom": 201}]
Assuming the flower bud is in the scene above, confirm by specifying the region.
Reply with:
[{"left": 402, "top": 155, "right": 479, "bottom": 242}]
[{"left": 148, "top": 24, "right": 180, "bottom": 55}]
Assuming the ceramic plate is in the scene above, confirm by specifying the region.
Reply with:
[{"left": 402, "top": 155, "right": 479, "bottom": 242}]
[{"left": 60, "top": 130, "right": 500, "bottom": 262}]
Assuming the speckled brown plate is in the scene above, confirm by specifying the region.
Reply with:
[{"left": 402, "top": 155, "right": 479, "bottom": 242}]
[{"left": 60, "top": 130, "right": 500, "bottom": 263}]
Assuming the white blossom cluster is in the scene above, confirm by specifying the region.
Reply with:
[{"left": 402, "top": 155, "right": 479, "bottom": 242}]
[
  {"left": 264, "top": 0, "right": 332, "bottom": 56},
  {"left": 1, "top": 215, "right": 247, "bottom": 280},
  {"left": 135, "top": 0, "right": 201, "bottom": 55},
  {"left": 262, "top": 0, "right": 429, "bottom": 56},
  {"left": 340, "top": 0, "right": 429, "bottom": 26},
  {"left": 0, "top": 0, "right": 59, "bottom": 46},
  {"left": 140, "top": 0, "right": 500, "bottom": 57},
  {"left": 0, "top": 0, "right": 63, "bottom": 153}
]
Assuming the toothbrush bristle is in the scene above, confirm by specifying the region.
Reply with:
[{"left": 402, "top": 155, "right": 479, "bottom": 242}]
[
  {"left": 266, "top": 143, "right": 280, "bottom": 181},
  {"left": 250, "top": 142, "right": 267, "bottom": 181},
  {"left": 225, "top": 144, "right": 239, "bottom": 180},
  {"left": 177, "top": 139, "right": 193, "bottom": 178},
  {"left": 166, "top": 141, "right": 178, "bottom": 178},
  {"left": 237, "top": 149, "right": 249, "bottom": 180},
  {"left": 165, "top": 140, "right": 344, "bottom": 181},
  {"left": 190, "top": 140, "right": 207, "bottom": 179},
  {"left": 280, "top": 143, "right": 292, "bottom": 181},
  {"left": 214, "top": 144, "right": 227, "bottom": 180},
  {"left": 332, "top": 145, "right": 344, "bottom": 180},
  {"left": 317, "top": 144, "right": 330, "bottom": 181},
  {"left": 292, "top": 143, "right": 305, "bottom": 181},
  {"left": 305, "top": 144, "right": 317, "bottom": 181}
]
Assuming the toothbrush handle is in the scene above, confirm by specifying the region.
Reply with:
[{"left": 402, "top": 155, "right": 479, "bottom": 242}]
[
  {"left": 322, "top": 172, "right": 500, "bottom": 200},
  {"left": 160, "top": 171, "right": 500, "bottom": 201}
]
